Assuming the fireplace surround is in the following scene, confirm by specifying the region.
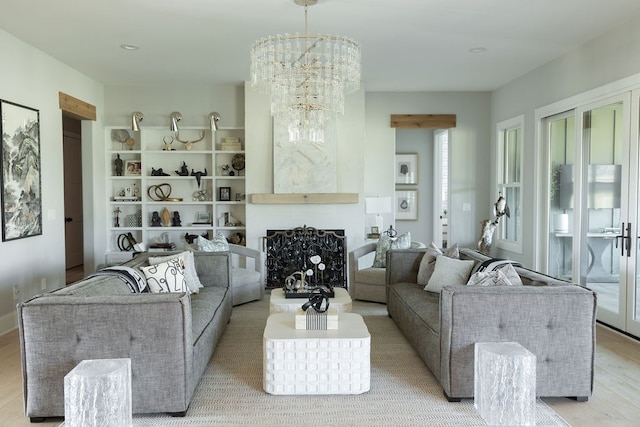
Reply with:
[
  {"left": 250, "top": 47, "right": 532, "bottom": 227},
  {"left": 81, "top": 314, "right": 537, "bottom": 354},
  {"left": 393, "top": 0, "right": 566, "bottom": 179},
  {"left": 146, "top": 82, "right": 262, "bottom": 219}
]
[{"left": 264, "top": 226, "right": 347, "bottom": 289}]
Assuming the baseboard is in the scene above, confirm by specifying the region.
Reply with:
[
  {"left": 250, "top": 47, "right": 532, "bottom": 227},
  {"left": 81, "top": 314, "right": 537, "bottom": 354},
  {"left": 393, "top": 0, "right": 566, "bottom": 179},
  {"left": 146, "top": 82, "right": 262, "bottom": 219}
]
[{"left": 0, "top": 311, "right": 17, "bottom": 336}]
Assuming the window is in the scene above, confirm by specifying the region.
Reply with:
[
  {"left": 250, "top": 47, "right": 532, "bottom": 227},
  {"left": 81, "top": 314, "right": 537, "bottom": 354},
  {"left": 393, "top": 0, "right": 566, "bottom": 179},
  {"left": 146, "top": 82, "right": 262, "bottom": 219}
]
[{"left": 496, "top": 116, "right": 523, "bottom": 253}]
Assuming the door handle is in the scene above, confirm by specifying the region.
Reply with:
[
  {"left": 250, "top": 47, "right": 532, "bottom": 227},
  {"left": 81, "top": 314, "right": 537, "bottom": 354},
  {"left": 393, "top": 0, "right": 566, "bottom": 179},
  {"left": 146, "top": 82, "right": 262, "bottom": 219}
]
[
  {"left": 626, "top": 222, "right": 632, "bottom": 257},
  {"left": 65, "top": 217, "right": 73, "bottom": 223},
  {"left": 615, "top": 222, "right": 625, "bottom": 256}
]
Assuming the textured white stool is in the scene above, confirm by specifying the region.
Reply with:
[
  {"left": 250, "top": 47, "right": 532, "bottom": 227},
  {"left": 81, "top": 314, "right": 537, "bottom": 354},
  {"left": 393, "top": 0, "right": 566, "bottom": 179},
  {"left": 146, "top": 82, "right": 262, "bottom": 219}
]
[
  {"left": 64, "top": 358, "right": 132, "bottom": 427},
  {"left": 474, "top": 342, "right": 536, "bottom": 426}
]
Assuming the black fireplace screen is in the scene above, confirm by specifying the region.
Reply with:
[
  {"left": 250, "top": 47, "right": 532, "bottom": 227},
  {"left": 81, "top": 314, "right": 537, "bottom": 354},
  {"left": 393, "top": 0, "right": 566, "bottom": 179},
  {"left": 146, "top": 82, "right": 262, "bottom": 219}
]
[{"left": 264, "top": 226, "right": 347, "bottom": 289}]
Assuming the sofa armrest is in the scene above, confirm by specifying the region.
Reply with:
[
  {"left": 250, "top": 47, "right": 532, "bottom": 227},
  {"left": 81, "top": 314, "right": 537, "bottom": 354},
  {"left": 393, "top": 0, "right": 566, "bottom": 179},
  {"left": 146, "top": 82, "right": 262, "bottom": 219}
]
[
  {"left": 229, "top": 244, "right": 265, "bottom": 283},
  {"left": 386, "top": 248, "right": 426, "bottom": 285},
  {"left": 439, "top": 284, "right": 597, "bottom": 399},
  {"left": 18, "top": 292, "right": 194, "bottom": 416}
]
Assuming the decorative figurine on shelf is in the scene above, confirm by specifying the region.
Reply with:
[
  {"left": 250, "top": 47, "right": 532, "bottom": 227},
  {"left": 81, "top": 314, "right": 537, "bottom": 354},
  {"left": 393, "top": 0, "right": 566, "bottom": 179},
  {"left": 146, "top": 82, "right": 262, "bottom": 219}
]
[
  {"left": 231, "top": 153, "right": 245, "bottom": 176},
  {"left": 161, "top": 207, "right": 171, "bottom": 227},
  {"left": 162, "top": 135, "right": 175, "bottom": 151},
  {"left": 220, "top": 164, "right": 230, "bottom": 176},
  {"left": 191, "top": 168, "right": 208, "bottom": 188},
  {"left": 151, "top": 211, "right": 162, "bottom": 227},
  {"left": 175, "top": 162, "right": 189, "bottom": 176},
  {"left": 114, "top": 154, "right": 123, "bottom": 176},
  {"left": 175, "top": 130, "right": 205, "bottom": 151},
  {"left": 111, "top": 129, "right": 130, "bottom": 149},
  {"left": 151, "top": 167, "right": 170, "bottom": 176},
  {"left": 172, "top": 211, "right": 182, "bottom": 227},
  {"left": 192, "top": 189, "right": 208, "bottom": 201},
  {"left": 114, "top": 206, "right": 121, "bottom": 227}
]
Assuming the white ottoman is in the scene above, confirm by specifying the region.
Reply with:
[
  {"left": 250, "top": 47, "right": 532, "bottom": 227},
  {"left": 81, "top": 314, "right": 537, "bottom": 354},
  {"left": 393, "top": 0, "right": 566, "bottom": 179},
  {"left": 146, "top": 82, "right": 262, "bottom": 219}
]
[
  {"left": 269, "top": 287, "right": 352, "bottom": 314},
  {"left": 263, "top": 312, "right": 370, "bottom": 395}
]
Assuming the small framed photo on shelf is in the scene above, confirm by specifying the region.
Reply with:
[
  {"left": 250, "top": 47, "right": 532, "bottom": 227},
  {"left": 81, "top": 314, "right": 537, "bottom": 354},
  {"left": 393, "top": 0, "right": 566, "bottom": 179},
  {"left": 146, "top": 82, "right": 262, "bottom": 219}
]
[
  {"left": 124, "top": 160, "right": 142, "bottom": 176},
  {"left": 395, "top": 190, "right": 418, "bottom": 220},
  {"left": 395, "top": 153, "right": 418, "bottom": 184},
  {"left": 219, "top": 187, "right": 231, "bottom": 201},
  {"left": 194, "top": 211, "right": 212, "bottom": 225}
]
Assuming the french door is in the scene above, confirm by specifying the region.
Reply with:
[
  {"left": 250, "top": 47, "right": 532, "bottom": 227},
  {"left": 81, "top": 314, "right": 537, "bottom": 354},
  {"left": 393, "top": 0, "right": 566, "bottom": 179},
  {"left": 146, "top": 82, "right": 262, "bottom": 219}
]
[{"left": 545, "top": 92, "right": 640, "bottom": 337}]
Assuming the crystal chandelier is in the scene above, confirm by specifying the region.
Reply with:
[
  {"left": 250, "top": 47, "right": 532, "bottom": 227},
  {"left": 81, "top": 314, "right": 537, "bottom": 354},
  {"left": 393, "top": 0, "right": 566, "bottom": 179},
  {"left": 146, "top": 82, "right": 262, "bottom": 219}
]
[{"left": 250, "top": 0, "right": 361, "bottom": 144}]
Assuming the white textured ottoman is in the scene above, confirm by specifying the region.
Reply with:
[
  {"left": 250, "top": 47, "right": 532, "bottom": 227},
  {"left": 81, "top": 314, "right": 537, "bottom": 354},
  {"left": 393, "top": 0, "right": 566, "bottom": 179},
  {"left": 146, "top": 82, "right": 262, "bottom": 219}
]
[
  {"left": 269, "top": 287, "right": 352, "bottom": 314},
  {"left": 263, "top": 312, "right": 370, "bottom": 395}
]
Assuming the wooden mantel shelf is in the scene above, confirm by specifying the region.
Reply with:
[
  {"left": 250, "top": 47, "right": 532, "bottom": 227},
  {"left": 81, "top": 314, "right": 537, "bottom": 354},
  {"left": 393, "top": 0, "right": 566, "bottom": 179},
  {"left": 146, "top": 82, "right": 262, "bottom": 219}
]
[{"left": 251, "top": 193, "right": 359, "bottom": 204}]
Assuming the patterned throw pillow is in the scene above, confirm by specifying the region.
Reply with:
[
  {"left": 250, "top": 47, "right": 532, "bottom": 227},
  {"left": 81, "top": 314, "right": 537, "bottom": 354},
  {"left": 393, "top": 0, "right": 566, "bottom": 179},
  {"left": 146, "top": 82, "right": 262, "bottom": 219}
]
[
  {"left": 417, "top": 242, "right": 459, "bottom": 286},
  {"left": 197, "top": 233, "right": 229, "bottom": 252},
  {"left": 424, "top": 255, "right": 474, "bottom": 293},
  {"left": 467, "top": 263, "right": 523, "bottom": 287},
  {"left": 372, "top": 232, "right": 411, "bottom": 268},
  {"left": 149, "top": 251, "right": 203, "bottom": 294},
  {"left": 141, "top": 258, "right": 188, "bottom": 293}
]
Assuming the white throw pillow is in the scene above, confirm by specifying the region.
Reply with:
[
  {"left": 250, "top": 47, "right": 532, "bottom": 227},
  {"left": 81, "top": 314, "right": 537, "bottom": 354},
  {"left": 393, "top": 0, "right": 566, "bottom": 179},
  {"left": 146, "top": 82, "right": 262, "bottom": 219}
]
[
  {"left": 424, "top": 255, "right": 474, "bottom": 293},
  {"left": 149, "top": 251, "right": 203, "bottom": 293},
  {"left": 467, "top": 263, "right": 523, "bottom": 287},
  {"left": 417, "top": 243, "right": 459, "bottom": 286},
  {"left": 141, "top": 258, "right": 188, "bottom": 293}
]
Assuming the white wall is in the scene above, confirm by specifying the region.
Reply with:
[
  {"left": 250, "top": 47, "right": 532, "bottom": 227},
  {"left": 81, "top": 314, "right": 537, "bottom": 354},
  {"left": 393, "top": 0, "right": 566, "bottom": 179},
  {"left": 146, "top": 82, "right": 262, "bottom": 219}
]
[
  {"left": 490, "top": 13, "right": 640, "bottom": 267},
  {"left": 365, "top": 92, "right": 492, "bottom": 249},
  {"left": 0, "top": 29, "right": 104, "bottom": 334},
  {"left": 245, "top": 84, "right": 366, "bottom": 252}
]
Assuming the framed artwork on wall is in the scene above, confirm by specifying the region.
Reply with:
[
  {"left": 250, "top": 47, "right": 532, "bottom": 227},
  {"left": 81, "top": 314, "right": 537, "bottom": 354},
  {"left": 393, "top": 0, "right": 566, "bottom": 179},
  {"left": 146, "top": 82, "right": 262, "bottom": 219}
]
[
  {"left": 395, "top": 190, "right": 418, "bottom": 220},
  {"left": 0, "top": 99, "right": 42, "bottom": 241},
  {"left": 395, "top": 153, "right": 418, "bottom": 184}
]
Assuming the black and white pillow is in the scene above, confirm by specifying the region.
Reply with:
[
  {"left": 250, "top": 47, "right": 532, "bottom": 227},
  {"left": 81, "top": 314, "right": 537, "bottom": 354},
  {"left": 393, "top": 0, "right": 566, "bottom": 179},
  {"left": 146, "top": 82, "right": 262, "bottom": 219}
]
[
  {"left": 149, "top": 251, "right": 202, "bottom": 294},
  {"left": 467, "top": 263, "right": 523, "bottom": 287},
  {"left": 141, "top": 258, "right": 188, "bottom": 293}
]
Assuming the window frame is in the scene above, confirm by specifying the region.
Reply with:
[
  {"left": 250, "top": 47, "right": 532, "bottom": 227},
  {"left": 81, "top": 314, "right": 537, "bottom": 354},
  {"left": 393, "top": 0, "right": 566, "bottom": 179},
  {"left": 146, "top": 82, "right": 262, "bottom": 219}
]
[{"left": 495, "top": 115, "right": 524, "bottom": 253}]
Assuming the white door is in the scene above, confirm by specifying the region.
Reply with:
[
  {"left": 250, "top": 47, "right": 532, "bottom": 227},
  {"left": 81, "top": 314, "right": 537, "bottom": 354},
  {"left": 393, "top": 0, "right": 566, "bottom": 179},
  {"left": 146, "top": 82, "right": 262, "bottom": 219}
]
[{"left": 433, "top": 130, "right": 449, "bottom": 248}]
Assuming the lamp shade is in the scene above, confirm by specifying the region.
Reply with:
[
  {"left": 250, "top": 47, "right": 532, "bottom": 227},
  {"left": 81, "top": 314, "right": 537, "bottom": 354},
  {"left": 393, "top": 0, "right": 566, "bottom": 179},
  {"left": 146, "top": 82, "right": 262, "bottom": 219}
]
[{"left": 365, "top": 197, "right": 392, "bottom": 214}]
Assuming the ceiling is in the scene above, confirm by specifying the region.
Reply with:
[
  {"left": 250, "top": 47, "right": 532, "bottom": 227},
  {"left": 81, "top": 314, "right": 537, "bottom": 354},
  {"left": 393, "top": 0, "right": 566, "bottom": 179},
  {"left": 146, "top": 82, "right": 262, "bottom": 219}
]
[{"left": 1, "top": 0, "right": 640, "bottom": 92}]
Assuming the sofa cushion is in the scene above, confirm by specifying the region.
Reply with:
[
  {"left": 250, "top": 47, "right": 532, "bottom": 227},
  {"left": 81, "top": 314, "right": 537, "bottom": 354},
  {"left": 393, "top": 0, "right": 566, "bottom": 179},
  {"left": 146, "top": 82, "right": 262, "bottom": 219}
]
[
  {"left": 190, "top": 286, "right": 228, "bottom": 344},
  {"left": 390, "top": 282, "right": 441, "bottom": 335},
  {"left": 355, "top": 267, "right": 386, "bottom": 286},
  {"left": 149, "top": 251, "right": 203, "bottom": 294},
  {"left": 141, "top": 259, "right": 188, "bottom": 293},
  {"left": 231, "top": 267, "right": 260, "bottom": 287},
  {"left": 417, "top": 243, "right": 459, "bottom": 286},
  {"left": 197, "top": 233, "right": 229, "bottom": 252},
  {"left": 424, "top": 256, "right": 474, "bottom": 293}
]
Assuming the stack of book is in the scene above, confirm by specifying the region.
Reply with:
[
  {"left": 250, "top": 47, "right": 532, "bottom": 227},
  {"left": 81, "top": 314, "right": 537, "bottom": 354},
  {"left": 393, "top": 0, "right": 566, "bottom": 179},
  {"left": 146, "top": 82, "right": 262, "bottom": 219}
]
[
  {"left": 221, "top": 137, "right": 241, "bottom": 151},
  {"left": 148, "top": 242, "right": 176, "bottom": 252}
]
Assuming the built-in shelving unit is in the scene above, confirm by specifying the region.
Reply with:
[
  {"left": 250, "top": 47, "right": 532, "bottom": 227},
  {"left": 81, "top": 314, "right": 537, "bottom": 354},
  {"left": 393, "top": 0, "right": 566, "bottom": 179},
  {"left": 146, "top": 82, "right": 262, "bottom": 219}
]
[{"left": 105, "top": 125, "right": 245, "bottom": 259}]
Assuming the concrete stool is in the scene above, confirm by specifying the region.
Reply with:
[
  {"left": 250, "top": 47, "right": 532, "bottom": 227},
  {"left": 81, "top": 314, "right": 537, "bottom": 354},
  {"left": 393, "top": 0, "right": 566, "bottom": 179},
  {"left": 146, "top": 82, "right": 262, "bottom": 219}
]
[
  {"left": 64, "top": 358, "right": 132, "bottom": 427},
  {"left": 474, "top": 342, "right": 536, "bottom": 426}
]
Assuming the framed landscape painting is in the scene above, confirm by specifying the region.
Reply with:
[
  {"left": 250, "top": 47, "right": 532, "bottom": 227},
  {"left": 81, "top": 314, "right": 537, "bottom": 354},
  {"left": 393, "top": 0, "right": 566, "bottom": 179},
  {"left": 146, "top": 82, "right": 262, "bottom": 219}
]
[{"left": 0, "top": 100, "right": 42, "bottom": 241}]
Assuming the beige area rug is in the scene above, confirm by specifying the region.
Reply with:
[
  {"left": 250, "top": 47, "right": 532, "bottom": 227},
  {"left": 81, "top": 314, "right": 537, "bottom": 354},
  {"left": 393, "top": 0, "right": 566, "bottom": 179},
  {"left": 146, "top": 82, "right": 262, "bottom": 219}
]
[{"left": 134, "top": 297, "right": 569, "bottom": 426}]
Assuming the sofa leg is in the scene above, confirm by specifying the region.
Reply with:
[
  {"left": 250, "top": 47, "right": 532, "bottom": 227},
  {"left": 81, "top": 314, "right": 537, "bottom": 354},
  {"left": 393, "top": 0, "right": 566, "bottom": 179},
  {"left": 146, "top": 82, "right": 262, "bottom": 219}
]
[
  {"left": 444, "top": 391, "right": 461, "bottom": 402},
  {"left": 573, "top": 396, "right": 589, "bottom": 402},
  {"left": 168, "top": 410, "right": 187, "bottom": 417},
  {"left": 30, "top": 417, "right": 47, "bottom": 423}
]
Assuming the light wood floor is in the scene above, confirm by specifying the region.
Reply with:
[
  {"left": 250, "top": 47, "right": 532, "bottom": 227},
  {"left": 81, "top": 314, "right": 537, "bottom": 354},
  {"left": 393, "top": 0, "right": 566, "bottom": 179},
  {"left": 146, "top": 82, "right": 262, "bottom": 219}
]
[{"left": 1, "top": 324, "right": 638, "bottom": 426}]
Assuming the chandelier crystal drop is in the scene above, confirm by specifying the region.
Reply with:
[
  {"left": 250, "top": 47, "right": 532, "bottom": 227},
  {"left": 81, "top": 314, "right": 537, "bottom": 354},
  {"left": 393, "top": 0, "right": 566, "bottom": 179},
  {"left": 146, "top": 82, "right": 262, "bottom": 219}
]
[{"left": 250, "top": 0, "right": 361, "bottom": 144}]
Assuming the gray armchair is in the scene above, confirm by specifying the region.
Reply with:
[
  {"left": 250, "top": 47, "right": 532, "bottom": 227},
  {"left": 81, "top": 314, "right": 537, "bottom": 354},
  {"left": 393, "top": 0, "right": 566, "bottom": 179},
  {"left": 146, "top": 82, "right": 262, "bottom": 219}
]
[
  {"left": 229, "top": 244, "right": 265, "bottom": 306},
  {"left": 349, "top": 240, "right": 426, "bottom": 303}
]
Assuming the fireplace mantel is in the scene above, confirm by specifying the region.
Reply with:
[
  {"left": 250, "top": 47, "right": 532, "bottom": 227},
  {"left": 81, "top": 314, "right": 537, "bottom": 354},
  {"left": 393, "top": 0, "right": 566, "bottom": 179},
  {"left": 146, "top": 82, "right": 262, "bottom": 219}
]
[{"left": 251, "top": 193, "right": 359, "bottom": 204}]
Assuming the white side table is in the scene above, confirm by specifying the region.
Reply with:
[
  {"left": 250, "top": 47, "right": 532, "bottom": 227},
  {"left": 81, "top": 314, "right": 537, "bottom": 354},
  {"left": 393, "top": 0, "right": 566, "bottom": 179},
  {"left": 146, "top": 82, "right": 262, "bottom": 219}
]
[
  {"left": 269, "top": 287, "right": 352, "bottom": 314},
  {"left": 263, "top": 312, "right": 370, "bottom": 395},
  {"left": 474, "top": 342, "right": 536, "bottom": 426}
]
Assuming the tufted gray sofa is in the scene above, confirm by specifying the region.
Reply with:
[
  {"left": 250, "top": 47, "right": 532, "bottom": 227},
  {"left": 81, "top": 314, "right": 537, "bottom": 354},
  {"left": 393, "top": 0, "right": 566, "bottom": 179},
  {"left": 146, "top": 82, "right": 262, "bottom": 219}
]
[
  {"left": 17, "top": 251, "right": 232, "bottom": 421},
  {"left": 386, "top": 247, "right": 597, "bottom": 402}
]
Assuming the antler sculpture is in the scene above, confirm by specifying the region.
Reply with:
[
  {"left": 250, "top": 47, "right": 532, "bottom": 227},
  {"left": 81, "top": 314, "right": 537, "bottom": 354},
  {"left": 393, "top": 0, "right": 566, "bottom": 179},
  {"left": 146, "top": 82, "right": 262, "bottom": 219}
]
[{"left": 175, "top": 130, "right": 206, "bottom": 150}]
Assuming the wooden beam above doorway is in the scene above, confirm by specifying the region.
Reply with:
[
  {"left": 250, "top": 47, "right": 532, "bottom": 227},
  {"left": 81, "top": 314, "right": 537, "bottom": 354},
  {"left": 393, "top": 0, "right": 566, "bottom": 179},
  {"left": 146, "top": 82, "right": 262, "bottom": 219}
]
[
  {"left": 390, "top": 114, "right": 456, "bottom": 129},
  {"left": 58, "top": 92, "right": 96, "bottom": 121}
]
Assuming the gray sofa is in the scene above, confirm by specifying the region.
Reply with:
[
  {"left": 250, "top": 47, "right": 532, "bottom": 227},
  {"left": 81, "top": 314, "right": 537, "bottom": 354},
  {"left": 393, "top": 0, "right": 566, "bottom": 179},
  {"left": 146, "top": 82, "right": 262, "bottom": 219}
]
[
  {"left": 386, "top": 247, "right": 597, "bottom": 401},
  {"left": 17, "top": 251, "right": 233, "bottom": 421}
]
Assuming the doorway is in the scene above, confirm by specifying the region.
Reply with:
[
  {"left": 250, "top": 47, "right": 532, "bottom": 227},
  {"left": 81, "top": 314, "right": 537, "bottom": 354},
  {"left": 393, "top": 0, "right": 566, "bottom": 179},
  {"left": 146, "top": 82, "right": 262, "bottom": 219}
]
[
  {"left": 544, "top": 93, "right": 640, "bottom": 338},
  {"left": 62, "top": 115, "right": 84, "bottom": 283}
]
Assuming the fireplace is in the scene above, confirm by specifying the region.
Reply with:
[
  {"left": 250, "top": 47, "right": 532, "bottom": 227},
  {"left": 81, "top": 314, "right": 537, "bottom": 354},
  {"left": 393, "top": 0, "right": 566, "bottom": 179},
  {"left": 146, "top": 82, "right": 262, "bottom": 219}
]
[{"left": 263, "top": 226, "right": 347, "bottom": 289}]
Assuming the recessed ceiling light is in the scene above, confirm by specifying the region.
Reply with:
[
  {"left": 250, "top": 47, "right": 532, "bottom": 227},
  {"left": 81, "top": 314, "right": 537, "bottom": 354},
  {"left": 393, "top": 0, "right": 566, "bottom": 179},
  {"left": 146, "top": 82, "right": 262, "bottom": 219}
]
[
  {"left": 469, "top": 47, "right": 486, "bottom": 53},
  {"left": 120, "top": 44, "right": 140, "bottom": 51}
]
